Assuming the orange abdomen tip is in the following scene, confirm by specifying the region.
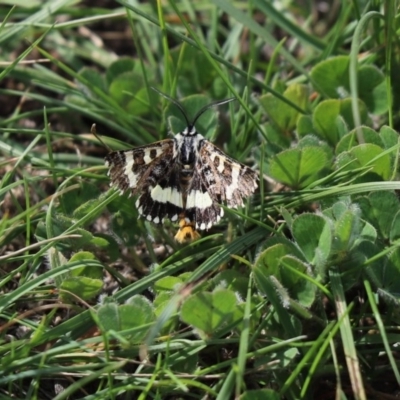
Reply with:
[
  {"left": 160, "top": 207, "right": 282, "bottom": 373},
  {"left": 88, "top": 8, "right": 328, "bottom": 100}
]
[{"left": 175, "top": 218, "right": 201, "bottom": 243}]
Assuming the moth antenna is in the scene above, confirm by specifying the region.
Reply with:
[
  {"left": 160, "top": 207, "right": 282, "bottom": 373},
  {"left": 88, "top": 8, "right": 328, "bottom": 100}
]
[
  {"left": 191, "top": 97, "right": 236, "bottom": 128},
  {"left": 150, "top": 87, "right": 191, "bottom": 128},
  {"left": 91, "top": 124, "right": 112, "bottom": 152}
]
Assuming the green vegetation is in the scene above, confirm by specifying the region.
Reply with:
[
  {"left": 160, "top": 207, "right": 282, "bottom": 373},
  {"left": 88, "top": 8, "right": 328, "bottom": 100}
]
[{"left": 1, "top": 1, "right": 400, "bottom": 399}]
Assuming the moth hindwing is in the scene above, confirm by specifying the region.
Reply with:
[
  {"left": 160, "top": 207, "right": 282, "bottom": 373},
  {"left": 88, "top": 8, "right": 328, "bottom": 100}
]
[{"left": 104, "top": 94, "right": 258, "bottom": 243}]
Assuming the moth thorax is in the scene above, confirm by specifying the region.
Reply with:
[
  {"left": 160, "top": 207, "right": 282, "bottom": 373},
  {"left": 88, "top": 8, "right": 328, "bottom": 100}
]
[{"left": 178, "top": 136, "right": 197, "bottom": 166}]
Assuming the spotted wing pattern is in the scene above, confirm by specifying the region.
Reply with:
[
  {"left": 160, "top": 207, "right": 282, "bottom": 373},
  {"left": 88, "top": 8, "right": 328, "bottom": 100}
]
[
  {"left": 105, "top": 140, "right": 173, "bottom": 193},
  {"left": 105, "top": 139, "right": 184, "bottom": 224},
  {"left": 135, "top": 164, "right": 183, "bottom": 224},
  {"left": 105, "top": 134, "right": 258, "bottom": 243},
  {"left": 181, "top": 140, "right": 258, "bottom": 231}
]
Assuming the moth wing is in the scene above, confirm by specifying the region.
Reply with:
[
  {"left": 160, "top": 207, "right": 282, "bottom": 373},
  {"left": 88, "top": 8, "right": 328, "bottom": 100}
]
[
  {"left": 185, "top": 167, "right": 224, "bottom": 230},
  {"left": 105, "top": 139, "right": 175, "bottom": 195},
  {"left": 106, "top": 139, "right": 185, "bottom": 224},
  {"left": 198, "top": 140, "right": 258, "bottom": 209},
  {"left": 135, "top": 162, "right": 185, "bottom": 224}
]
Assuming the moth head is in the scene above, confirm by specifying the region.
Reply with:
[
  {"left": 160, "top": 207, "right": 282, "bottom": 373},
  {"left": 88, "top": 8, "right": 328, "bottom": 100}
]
[
  {"left": 182, "top": 125, "right": 197, "bottom": 136},
  {"left": 151, "top": 87, "right": 236, "bottom": 136}
]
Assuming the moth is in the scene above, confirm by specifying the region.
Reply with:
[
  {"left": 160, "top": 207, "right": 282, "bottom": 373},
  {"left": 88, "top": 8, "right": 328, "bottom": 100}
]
[{"left": 104, "top": 90, "right": 258, "bottom": 243}]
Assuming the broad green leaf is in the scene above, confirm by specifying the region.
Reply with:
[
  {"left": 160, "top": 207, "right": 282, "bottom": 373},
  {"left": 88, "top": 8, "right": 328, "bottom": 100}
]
[
  {"left": 108, "top": 71, "right": 140, "bottom": 104},
  {"left": 358, "top": 65, "right": 388, "bottom": 114},
  {"left": 335, "top": 110, "right": 351, "bottom": 138},
  {"left": 61, "top": 183, "right": 101, "bottom": 216},
  {"left": 297, "top": 114, "right": 314, "bottom": 138},
  {"left": 310, "top": 55, "right": 350, "bottom": 98},
  {"left": 349, "top": 144, "right": 391, "bottom": 180},
  {"left": 358, "top": 221, "right": 377, "bottom": 244},
  {"left": 312, "top": 99, "right": 343, "bottom": 145},
  {"left": 336, "top": 144, "right": 391, "bottom": 181},
  {"left": 126, "top": 86, "right": 158, "bottom": 115},
  {"left": 106, "top": 57, "right": 136, "bottom": 84},
  {"left": 153, "top": 292, "right": 173, "bottom": 308},
  {"left": 263, "top": 123, "right": 291, "bottom": 150},
  {"left": 380, "top": 125, "right": 399, "bottom": 150},
  {"left": 297, "top": 135, "right": 334, "bottom": 168},
  {"left": 254, "top": 238, "right": 317, "bottom": 307},
  {"left": 313, "top": 98, "right": 368, "bottom": 145},
  {"left": 153, "top": 276, "right": 183, "bottom": 293},
  {"left": 97, "top": 302, "right": 120, "bottom": 331},
  {"left": 332, "top": 206, "right": 361, "bottom": 254},
  {"left": 108, "top": 71, "right": 153, "bottom": 115},
  {"left": 297, "top": 134, "right": 330, "bottom": 150},
  {"left": 73, "top": 197, "right": 108, "bottom": 224},
  {"left": 255, "top": 237, "right": 304, "bottom": 270},
  {"left": 259, "top": 83, "right": 308, "bottom": 132},
  {"left": 255, "top": 265, "right": 314, "bottom": 320},
  {"left": 124, "top": 294, "right": 155, "bottom": 316},
  {"left": 211, "top": 76, "right": 229, "bottom": 98},
  {"left": 360, "top": 191, "right": 400, "bottom": 240},
  {"left": 292, "top": 213, "right": 332, "bottom": 267},
  {"left": 255, "top": 243, "right": 299, "bottom": 279},
  {"left": 180, "top": 289, "right": 236, "bottom": 338},
  {"left": 339, "top": 98, "right": 368, "bottom": 129},
  {"left": 280, "top": 255, "right": 317, "bottom": 307},
  {"left": 311, "top": 57, "right": 387, "bottom": 114},
  {"left": 330, "top": 199, "right": 351, "bottom": 219},
  {"left": 90, "top": 236, "right": 110, "bottom": 248},
  {"left": 97, "top": 295, "right": 156, "bottom": 343},
  {"left": 253, "top": 258, "right": 303, "bottom": 337},
  {"left": 79, "top": 67, "right": 107, "bottom": 95},
  {"left": 269, "top": 146, "right": 329, "bottom": 188},
  {"left": 120, "top": 296, "right": 155, "bottom": 342},
  {"left": 66, "top": 228, "right": 94, "bottom": 248},
  {"left": 212, "top": 270, "right": 249, "bottom": 298},
  {"left": 336, "top": 127, "right": 383, "bottom": 155},
  {"left": 69, "top": 251, "right": 103, "bottom": 280},
  {"left": 60, "top": 276, "right": 103, "bottom": 302}
]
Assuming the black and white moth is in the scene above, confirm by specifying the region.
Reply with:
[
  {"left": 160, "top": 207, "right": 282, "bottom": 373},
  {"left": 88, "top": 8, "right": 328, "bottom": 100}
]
[{"left": 104, "top": 90, "right": 258, "bottom": 243}]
